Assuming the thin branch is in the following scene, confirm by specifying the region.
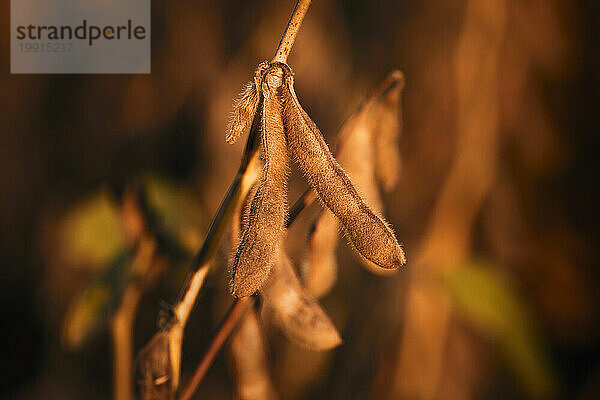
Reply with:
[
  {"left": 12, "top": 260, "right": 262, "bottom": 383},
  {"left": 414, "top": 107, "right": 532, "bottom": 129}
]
[
  {"left": 273, "top": 0, "right": 312, "bottom": 63},
  {"left": 178, "top": 297, "right": 254, "bottom": 400}
]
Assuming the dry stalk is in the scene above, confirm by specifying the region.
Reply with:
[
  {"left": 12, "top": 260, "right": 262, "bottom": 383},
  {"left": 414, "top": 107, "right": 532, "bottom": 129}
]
[
  {"left": 272, "top": 0, "right": 312, "bottom": 63},
  {"left": 178, "top": 297, "right": 253, "bottom": 400}
]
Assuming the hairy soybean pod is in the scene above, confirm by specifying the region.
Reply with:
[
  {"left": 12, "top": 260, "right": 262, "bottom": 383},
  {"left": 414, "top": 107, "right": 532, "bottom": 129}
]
[
  {"left": 231, "top": 65, "right": 289, "bottom": 297},
  {"left": 281, "top": 67, "right": 406, "bottom": 270},
  {"left": 226, "top": 62, "right": 269, "bottom": 144},
  {"left": 261, "top": 246, "right": 342, "bottom": 351}
]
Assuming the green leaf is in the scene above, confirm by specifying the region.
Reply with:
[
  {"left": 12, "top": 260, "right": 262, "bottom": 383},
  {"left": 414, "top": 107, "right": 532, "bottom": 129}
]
[
  {"left": 444, "top": 261, "right": 558, "bottom": 398},
  {"left": 62, "top": 252, "right": 133, "bottom": 350},
  {"left": 143, "top": 174, "right": 205, "bottom": 255},
  {"left": 58, "top": 188, "right": 125, "bottom": 270}
]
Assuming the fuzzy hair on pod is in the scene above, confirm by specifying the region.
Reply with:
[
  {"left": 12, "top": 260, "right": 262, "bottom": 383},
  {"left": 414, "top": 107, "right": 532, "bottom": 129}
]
[
  {"left": 231, "top": 64, "right": 289, "bottom": 297},
  {"left": 281, "top": 66, "right": 406, "bottom": 271},
  {"left": 226, "top": 61, "right": 269, "bottom": 144},
  {"left": 303, "top": 89, "right": 397, "bottom": 297}
]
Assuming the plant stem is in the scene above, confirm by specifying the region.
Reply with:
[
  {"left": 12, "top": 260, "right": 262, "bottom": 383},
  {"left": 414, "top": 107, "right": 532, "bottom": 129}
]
[
  {"left": 112, "top": 283, "right": 144, "bottom": 400},
  {"left": 178, "top": 297, "right": 253, "bottom": 400},
  {"left": 273, "top": 0, "right": 312, "bottom": 63}
]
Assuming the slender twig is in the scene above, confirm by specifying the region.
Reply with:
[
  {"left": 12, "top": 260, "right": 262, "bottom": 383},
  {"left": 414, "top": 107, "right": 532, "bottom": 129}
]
[
  {"left": 175, "top": 181, "right": 314, "bottom": 400},
  {"left": 273, "top": 0, "right": 312, "bottom": 63},
  {"left": 286, "top": 188, "right": 316, "bottom": 227},
  {"left": 178, "top": 297, "right": 253, "bottom": 400}
]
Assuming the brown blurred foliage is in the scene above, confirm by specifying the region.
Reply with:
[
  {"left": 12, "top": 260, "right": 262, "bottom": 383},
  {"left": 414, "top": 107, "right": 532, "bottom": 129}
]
[{"left": 1, "top": 0, "right": 599, "bottom": 399}]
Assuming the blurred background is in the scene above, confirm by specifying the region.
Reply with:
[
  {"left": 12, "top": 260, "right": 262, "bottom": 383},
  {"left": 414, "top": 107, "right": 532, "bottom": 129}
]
[{"left": 1, "top": 0, "right": 599, "bottom": 398}]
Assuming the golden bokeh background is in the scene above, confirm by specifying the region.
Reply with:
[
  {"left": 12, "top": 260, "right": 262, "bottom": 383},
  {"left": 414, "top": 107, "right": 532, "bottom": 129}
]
[{"left": 1, "top": 0, "right": 598, "bottom": 399}]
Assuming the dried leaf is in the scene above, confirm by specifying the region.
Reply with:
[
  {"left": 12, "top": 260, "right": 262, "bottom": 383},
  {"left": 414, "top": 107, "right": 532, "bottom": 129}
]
[
  {"left": 282, "top": 66, "right": 406, "bottom": 271},
  {"left": 261, "top": 245, "right": 342, "bottom": 351}
]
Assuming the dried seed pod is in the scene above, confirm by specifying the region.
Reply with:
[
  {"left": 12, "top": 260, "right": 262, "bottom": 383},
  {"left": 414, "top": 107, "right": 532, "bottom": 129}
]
[
  {"left": 261, "top": 245, "right": 342, "bottom": 351},
  {"left": 371, "top": 71, "right": 404, "bottom": 191},
  {"left": 136, "top": 331, "right": 173, "bottom": 400},
  {"left": 281, "top": 65, "right": 406, "bottom": 270},
  {"left": 228, "top": 177, "right": 277, "bottom": 399},
  {"left": 229, "top": 180, "right": 259, "bottom": 287},
  {"left": 226, "top": 62, "right": 269, "bottom": 144},
  {"left": 302, "top": 72, "right": 406, "bottom": 294},
  {"left": 337, "top": 111, "right": 384, "bottom": 212},
  {"left": 303, "top": 112, "right": 382, "bottom": 293},
  {"left": 231, "top": 181, "right": 259, "bottom": 253},
  {"left": 302, "top": 210, "right": 339, "bottom": 298},
  {"left": 231, "top": 64, "right": 289, "bottom": 297},
  {"left": 229, "top": 309, "right": 279, "bottom": 400},
  {"left": 302, "top": 103, "right": 385, "bottom": 297}
]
